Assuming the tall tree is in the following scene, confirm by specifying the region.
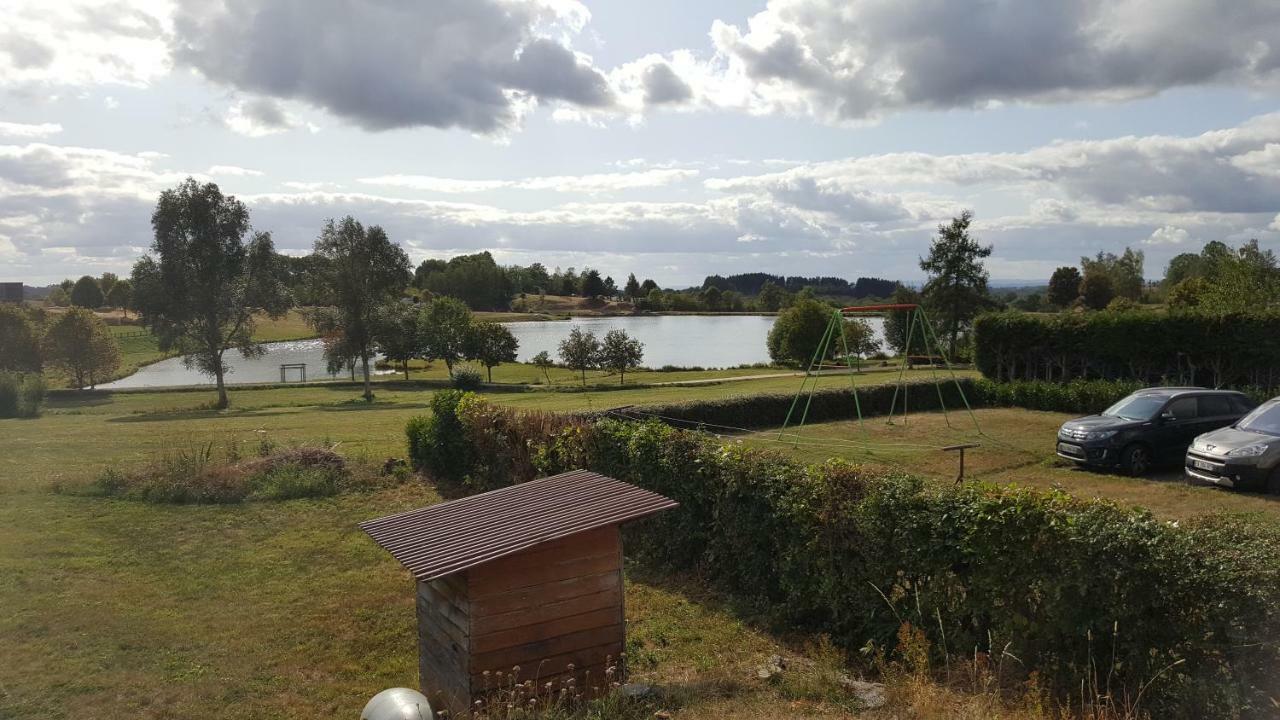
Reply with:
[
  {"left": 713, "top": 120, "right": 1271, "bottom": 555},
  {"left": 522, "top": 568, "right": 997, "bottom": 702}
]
[
  {"left": 98, "top": 272, "right": 118, "bottom": 298},
  {"left": 919, "top": 211, "right": 993, "bottom": 359},
  {"left": 598, "top": 329, "right": 644, "bottom": 385},
  {"left": 1047, "top": 266, "right": 1082, "bottom": 308},
  {"left": 105, "top": 278, "right": 133, "bottom": 315},
  {"left": 757, "top": 280, "right": 786, "bottom": 311},
  {"left": 0, "top": 305, "right": 42, "bottom": 372},
  {"left": 70, "top": 275, "right": 103, "bottom": 309},
  {"left": 310, "top": 216, "right": 411, "bottom": 401},
  {"left": 639, "top": 278, "right": 659, "bottom": 295},
  {"left": 420, "top": 296, "right": 473, "bottom": 377},
  {"left": 373, "top": 302, "right": 425, "bottom": 380},
  {"left": 131, "top": 178, "right": 291, "bottom": 409},
  {"left": 1081, "top": 248, "right": 1144, "bottom": 301},
  {"left": 623, "top": 273, "right": 641, "bottom": 299},
  {"left": 531, "top": 350, "right": 554, "bottom": 384},
  {"left": 579, "top": 269, "right": 607, "bottom": 297},
  {"left": 43, "top": 307, "right": 119, "bottom": 389},
  {"left": 465, "top": 321, "right": 519, "bottom": 382},
  {"left": 558, "top": 326, "right": 600, "bottom": 385},
  {"left": 1079, "top": 271, "right": 1115, "bottom": 310}
]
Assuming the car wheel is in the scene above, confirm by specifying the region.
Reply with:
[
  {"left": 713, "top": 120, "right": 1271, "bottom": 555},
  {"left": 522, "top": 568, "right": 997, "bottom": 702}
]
[
  {"left": 1266, "top": 467, "right": 1280, "bottom": 495},
  {"left": 1120, "top": 444, "right": 1152, "bottom": 476}
]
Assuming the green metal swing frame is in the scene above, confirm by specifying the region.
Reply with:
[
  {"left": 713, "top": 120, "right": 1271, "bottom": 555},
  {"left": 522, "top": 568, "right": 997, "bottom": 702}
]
[{"left": 778, "top": 303, "right": 981, "bottom": 443}]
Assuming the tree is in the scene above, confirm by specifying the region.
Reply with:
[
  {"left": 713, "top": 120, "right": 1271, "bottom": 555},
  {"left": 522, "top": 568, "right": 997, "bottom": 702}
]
[
  {"left": 623, "top": 273, "right": 641, "bottom": 299},
  {"left": 46, "top": 287, "right": 69, "bottom": 306},
  {"left": 310, "top": 216, "right": 411, "bottom": 401},
  {"left": 373, "top": 302, "right": 424, "bottom": 380},
  {"left": 598, "top": 329, "right": 644, "bottom": 384},
  {"left": 1081, "top": 248, "right": 1144, "bottom": 301},
  {"left": 639, "top": 278, "right": 659, "bottom": 295},
  {"left": 1167, "top": 277, "right": 1208, "bottom": 309},
  {"left": 131, "top": 178, "right": 291, "bottom": 409},
  {"left": 0, "top": 305, "right": 42, "bottom": 372},
  {"left": 558, "top": 326, "right": 600, "bottom": 385},
  {"left": 883, "top": 286, "right": 929, "bottom": 356},
  {"left": 531, "top": 350, "right": 554, "bottom": 384},
  {"left": 420, "top": 296, "right": 473, "bottom": 376},
  {"left": 1164, "top": 252, "right": 1204, "bottom": 287},
  {"left": 766, "top": 298, "right": 831, "bottom": 366},
  {"left": 700, "top": 285, "right": 722, "bottom": 310},
  {"left": 1013, "top": 292, "right": 1045, "bottom": 312},
  {"left": 1079, "top": 271, "right": 1115, "bottom": 310},
  {"left": 839, "top": 317, "right": 881, "bottom": 371},
  {"left": 465, "top": 321, "right": 519, "bottom": 382},
  {"left": 105, "top": 279, "right": 133, "bottom": 315},
  {"left": 43, "top": 307, "right": 119, "bottom": 389},
  {"left": 98, "top": 272, "right": 118, "bottom": 298},
  {"left": 1047, "top": 267, "right": 1082, "bottom": 308},
  {"left": 579, "top": 269, "right": 607, "bottom": 298},
  {"left": 919, "top": 210, "right": 993, "bottom": 358},
  {"left": 70, "top": 275, "right": 103, "bottom": 309},
  {"left": 757, "top": 280, "right": 786, "bottom": 311}
]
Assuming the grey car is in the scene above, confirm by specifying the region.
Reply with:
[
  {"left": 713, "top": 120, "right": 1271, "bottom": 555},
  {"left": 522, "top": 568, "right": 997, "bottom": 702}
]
[{"left": 1185, "top": 397, "right": 1280, "bottom": 492}]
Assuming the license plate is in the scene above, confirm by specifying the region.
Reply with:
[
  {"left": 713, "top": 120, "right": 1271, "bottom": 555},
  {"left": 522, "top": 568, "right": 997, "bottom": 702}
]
[
  {"left": 1057, "top": 443, "right": 1082, "bottom": 457},
  {"left": 1192, "top": 458, "right": 1216, "bottom": 471}
]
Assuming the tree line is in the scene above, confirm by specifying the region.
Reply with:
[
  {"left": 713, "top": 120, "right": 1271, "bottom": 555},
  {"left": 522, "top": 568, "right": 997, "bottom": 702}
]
[{"left": 0, "top": 304, "right": 121, "bottom": 391}]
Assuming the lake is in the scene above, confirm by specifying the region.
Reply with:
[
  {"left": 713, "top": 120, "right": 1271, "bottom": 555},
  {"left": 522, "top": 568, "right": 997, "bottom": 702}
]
[{"left": 101, "top": 315, "right": 886, "bottom": 388}]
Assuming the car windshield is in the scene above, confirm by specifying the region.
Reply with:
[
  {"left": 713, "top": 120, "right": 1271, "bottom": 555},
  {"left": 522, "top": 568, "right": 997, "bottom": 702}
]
[
  {"left": 1237, "top": 401, "right": 1280, "bottom": 436},
  {"left": 1102, "top": 394, "right": 1166, "bottom": 421}
]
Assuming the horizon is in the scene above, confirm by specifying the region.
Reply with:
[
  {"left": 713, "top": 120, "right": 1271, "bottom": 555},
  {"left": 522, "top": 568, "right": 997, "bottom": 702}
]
[{"left": 2, "top": 0, "right": 1279, "bottom": 287}]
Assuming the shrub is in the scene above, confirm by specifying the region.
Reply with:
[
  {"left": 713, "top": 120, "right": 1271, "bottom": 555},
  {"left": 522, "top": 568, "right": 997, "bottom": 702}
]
[
  {"left": 451, "top": 366, "right": 483, "bottom": 390},
  {"left": 0, "top": 372, "right": 46, "bottom": 418},
  {"left": 409, "top": 398, "right": 1280, "bottom": 718},
  {"left": 406, "top": 390, "right": 472, "bottom": 483},
  {"left": 82, "top": 444, "right": 364, "bottom": 503}
]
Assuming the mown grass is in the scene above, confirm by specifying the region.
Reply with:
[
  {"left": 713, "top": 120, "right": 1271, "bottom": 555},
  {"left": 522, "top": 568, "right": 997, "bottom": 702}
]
[{"left": 0, "top": 375, "right": 1265, "bottom": 719}]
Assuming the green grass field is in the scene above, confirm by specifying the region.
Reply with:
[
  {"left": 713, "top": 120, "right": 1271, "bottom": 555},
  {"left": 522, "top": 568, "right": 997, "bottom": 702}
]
[{"left": 3, "top": 373, "right": 1267, "bottom": 719}]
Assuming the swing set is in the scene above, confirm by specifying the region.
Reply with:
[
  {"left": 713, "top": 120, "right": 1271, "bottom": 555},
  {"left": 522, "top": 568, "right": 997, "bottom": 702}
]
[{"left": 778, "top": 303, "right": 984, "bottom": 456}]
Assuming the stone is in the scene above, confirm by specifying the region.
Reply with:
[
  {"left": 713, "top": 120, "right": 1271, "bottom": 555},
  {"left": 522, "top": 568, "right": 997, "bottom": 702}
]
[{"left": 839, "top": 676, "right": 887, "bottom": 709}]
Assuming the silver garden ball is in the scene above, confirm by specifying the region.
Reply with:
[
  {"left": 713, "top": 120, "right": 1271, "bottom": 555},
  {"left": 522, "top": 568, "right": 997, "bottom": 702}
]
[{"left": 361, "top": 688, "right": 434, "bottom": 720}]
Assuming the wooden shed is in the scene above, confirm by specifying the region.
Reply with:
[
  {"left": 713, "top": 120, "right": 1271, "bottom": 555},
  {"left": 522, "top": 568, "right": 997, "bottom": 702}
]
[{"left": 361, "top": 469, "right": 678, "bottom": 715}]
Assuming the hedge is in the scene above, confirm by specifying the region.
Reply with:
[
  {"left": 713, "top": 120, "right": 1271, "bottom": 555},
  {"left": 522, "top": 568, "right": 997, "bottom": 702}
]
[
  {"left": 974, "top": 310, "right": 1280, "bottom": 389},
  {"left": 407, "top": 393, "right": 1280, "bottom": 718},
  {"left": 579, "top": 377, "right": 1155, "bottom": 431}
]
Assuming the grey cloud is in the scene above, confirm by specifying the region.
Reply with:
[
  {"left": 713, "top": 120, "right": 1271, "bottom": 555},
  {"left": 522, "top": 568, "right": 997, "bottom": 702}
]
[
  {"left": 714, "top": 0, "right": 1280, "bottom": 121},
  {"left": 171, "top": 0, "right": 613, "bottom": 133},
  {"left": 240, "top": 97, "right": 291, "bottom": 129},
  {"left": 642, "top": 62, "right": 693, "bottom": 105},
  {"left": 3, "top": 34, "right": 54, "bottom": 70},
  {"left": 765, "top": 177, "right": 910, "bottom": 223}
]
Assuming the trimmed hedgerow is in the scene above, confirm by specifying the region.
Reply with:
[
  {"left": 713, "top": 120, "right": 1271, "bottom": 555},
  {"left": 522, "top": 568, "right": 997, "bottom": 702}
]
[
  {"left": 406, "top": 393, "right": 1280, "bottom": 719},
  {"left": 974, "top": 310, "right": 1280, "bottom": 389}
]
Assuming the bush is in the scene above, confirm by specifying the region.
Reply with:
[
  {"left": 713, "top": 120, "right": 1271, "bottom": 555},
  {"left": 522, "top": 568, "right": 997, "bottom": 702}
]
[
  {"left": 451, "top": 366, "right": 483, "bottom": 390},
  {"left": 406, "top": 390, "right": 472, "bottom": 483},
  {"left": 408, "top": 398, "right": 1280, "bottom": 718},
  {"left": 974, "top": 310, "right": 1280, "bottom": 389},
  {"left": 81, "top": 444, "right": 368, "bottom": 503},
  {"left": 0, "top": 372, "right": 45, "bottom": 418}
]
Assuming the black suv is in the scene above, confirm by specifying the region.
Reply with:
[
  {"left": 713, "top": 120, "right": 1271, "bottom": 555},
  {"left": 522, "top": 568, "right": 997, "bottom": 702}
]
[{"left": 1056, "top": 387, "right": 1255, "bottom": 475}]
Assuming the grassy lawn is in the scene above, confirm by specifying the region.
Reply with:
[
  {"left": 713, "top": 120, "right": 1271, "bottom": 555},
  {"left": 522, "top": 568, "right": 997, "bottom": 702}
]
[
  {"left": 3, "top": 377, "right": 1267, "bottom": 719},
  {"left": 743, "top": 408, "right": 1280, "bottom": 520}
]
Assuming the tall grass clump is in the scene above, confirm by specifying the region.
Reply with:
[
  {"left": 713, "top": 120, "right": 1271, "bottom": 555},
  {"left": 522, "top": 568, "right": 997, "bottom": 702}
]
[
  {"left": 407, "top": 392, "right": 1280, "bottom": 719},
  {"left": 0, "top": 372, "right": 46, "bottom": 418}
]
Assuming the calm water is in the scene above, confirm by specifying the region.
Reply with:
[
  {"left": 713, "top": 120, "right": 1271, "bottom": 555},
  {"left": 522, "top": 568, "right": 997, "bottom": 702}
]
[{"left": 103, "top": 315, "right": 886, "bottom": 388}]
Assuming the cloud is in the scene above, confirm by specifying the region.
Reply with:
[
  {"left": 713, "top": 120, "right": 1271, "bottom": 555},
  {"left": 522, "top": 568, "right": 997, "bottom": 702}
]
[
  {"left": 358, "top": 168, "right": 699, "bottom": 195},
  {"left": 693, "top": 0, "right": 1280, "bottom": 123},
  {"left": 0, "top": 121, "right": 63, "bottom": 138},
  {"left": 170, "top": 0, "right": 613, "bottom": 134},
  {"left": 222, "top": 97, "right": 302, "bottom": 137},
  {"left": 207, "top": 165, "right": 263, "bottom": 177},
  {"left": 0, "top": 1, "right": 171, "bottom": 89},
  {"left": 642, "top": 62, "right": 693, "bottom": 105},
  {"left": 5, "top": 114, "right": 1280, "bottom": 284}
]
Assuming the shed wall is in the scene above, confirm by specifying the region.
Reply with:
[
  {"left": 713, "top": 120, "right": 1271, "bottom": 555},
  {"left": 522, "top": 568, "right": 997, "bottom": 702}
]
[
  {"left": 417, "top": 572, "right": 471, "bottom": 714},
  {"left": 466, "top": 526, "right": 625, "bottom": 694}
]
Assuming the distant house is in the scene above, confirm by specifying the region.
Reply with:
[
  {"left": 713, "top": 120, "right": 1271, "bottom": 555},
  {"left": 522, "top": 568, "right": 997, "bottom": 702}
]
[{"left": 0, "top": 283, "right": 22, "bottom": 303}]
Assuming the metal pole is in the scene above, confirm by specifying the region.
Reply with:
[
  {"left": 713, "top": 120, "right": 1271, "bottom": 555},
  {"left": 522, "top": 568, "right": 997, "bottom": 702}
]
[
  {"left": 888, "top": 308, "right": 917, "bottom": 426},
  {"left": 780, "top": 311, "right": 838, "bottom": 439},
  {"left": 837, "top": 310, "right": 867, "bottom": 440}
]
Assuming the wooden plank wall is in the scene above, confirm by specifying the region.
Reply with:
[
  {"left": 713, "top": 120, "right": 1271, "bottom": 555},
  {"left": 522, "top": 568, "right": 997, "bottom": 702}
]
[
  {"left": 417, "top": 572, "right": 472, "bottom": 714},
  {"left": 466, "top": 526, "right": 626, "bottom": 696}
]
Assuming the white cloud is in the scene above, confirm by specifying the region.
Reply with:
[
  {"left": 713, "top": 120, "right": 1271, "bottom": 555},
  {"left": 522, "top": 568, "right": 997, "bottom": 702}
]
[
  {"left": 0, "top": 121, "right": 63, "bottom": 138},
  {"left": 207, "top": 165, "right": 263, "bottom": 177},
  {"left": 358, "top": 168, "right": 699, "bottom": 195},
  {"left": 1144, "top": 225, "right": 1191, "bottom": 245},
  {"left": 0, "top": 0, "right": 171, "bottom": 89}
]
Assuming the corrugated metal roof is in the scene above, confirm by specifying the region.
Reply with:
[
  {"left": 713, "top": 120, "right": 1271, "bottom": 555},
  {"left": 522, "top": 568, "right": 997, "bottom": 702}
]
[{"left": 360, "top": 469, "right": 678, "bottom": 581}]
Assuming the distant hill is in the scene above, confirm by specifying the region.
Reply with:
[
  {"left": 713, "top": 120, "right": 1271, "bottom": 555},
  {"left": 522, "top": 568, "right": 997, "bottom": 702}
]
[{"left": 700, "top": 273, "right": 899, "bottom": 298}]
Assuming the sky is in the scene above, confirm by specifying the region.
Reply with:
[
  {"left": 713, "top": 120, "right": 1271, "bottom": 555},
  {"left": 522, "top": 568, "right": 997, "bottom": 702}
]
[{"left": 2, "top": 0, "right": 1279, "bottom": 288}]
